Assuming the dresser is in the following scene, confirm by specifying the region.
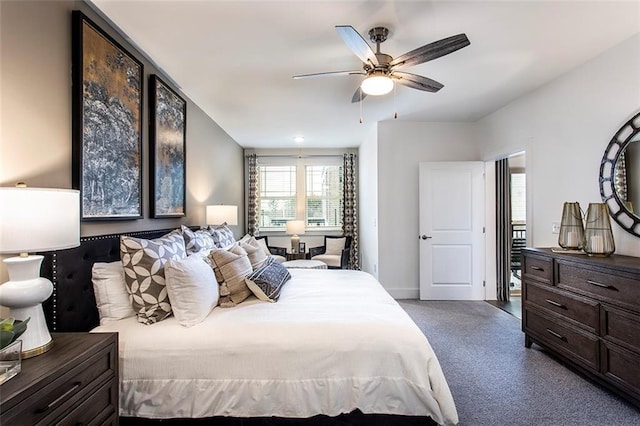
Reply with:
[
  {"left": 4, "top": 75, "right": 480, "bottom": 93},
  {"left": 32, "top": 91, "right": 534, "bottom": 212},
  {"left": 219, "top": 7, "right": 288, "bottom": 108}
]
[
  {"left": 522, "top": 248, "right": 640, "bottom": 407},
  {"left": 0, "top": 332, "right": 118, "bottom": 425}
]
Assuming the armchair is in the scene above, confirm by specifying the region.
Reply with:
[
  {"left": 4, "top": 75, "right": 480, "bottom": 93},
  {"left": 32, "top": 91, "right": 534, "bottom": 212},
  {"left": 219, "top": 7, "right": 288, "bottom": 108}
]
[
  {"left": 309, "top": 236, "right": 352, "bottom": 269},
  {"left": 255, "top": 236, "right": 286, "bottom": 263}
]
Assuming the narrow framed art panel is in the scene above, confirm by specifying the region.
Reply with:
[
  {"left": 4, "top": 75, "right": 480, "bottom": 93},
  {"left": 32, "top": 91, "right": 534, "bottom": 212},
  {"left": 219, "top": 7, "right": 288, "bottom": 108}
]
[
  {"left": 149, "top": 75, "right": 187, "bottom": 218},
  {"left": 71, "top": 11, "right": 143, "bottom": 220}
]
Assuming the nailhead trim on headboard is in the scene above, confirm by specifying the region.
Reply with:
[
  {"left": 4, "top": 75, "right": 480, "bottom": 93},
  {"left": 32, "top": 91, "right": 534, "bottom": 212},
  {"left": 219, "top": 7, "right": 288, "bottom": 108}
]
[{"left": 41, "top": 227, "right": 198, "bottom": 332}]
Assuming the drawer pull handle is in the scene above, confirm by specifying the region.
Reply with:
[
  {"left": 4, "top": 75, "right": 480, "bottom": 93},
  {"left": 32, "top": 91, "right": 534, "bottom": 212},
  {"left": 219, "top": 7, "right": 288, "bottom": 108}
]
[
  {"left": 530, "top": 266, "right": 544, "bottom": 271},
  {"left": 545, "top": 328, "right": 566, "bottom": 341},
  {"left": 35, "top": 382, "right": 81, "bottom": 414},
  {"left": 545, "top": 299, "right": 566, "bottom": 309},
  {"left": 587, "top": 280, "right": 617, "bottom": 291}
]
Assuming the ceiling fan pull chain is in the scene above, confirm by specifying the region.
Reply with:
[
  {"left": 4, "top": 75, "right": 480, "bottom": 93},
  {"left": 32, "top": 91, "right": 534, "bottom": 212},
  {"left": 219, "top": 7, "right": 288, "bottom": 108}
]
[
  {"left": 393, "top": 83, "right": 398, "bottom": 119},
  {"left": 359, "top": 89, "right": 364, "bottom": 123}
]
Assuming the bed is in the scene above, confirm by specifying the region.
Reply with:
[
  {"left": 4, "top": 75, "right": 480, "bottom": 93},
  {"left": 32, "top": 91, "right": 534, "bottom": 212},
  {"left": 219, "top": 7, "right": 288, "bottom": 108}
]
[{"left": 41, "top": 228, "right": 458, "bottom": 425}]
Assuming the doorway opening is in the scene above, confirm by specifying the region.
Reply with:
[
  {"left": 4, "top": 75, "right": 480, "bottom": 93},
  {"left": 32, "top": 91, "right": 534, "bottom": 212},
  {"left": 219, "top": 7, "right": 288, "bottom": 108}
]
[{"left": 509, "top": 153, "right": 526, "bottom": 300}]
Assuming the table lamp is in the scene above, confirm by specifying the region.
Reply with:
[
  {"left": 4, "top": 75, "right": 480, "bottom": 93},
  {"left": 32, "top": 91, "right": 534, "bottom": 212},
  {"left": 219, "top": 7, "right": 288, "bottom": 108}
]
[
  {"left": 0, "top": 186, "right": 80, "bottom": 358},
  {"left": 206, "top": 205, "right": 238, "bottom": 226},
  {"left": 286, "top": 220, "right": 305, "bottom": 253}
]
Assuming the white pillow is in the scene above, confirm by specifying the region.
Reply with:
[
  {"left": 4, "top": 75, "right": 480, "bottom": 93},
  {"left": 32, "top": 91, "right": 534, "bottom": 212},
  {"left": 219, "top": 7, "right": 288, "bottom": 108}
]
[
  {"left": 255, "top": 237, "right": 272, "bottom": 257},
  {"left": 92, "top": 261, "right": 136, "bottom": 325},
  {"left": 325, "top": 237, "right": 346, "bottom": 255},
  {"left": 165, "top": 255, "right": 219, "bottom": 327}
]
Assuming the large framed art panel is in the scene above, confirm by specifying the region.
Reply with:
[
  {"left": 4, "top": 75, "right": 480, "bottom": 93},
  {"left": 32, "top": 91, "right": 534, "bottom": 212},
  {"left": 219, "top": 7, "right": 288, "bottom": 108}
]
[
  {"left": 149, "top": 75, "right": 186, "bottom": 218},
  {"left": 71, "top": 11, "right": 143, "bottom": 221}
]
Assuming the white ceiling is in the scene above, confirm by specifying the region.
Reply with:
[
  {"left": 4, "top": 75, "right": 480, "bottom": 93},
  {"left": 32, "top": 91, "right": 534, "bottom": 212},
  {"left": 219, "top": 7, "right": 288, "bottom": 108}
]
[{"left": 90, "top": 0, "right": 640, "bottom": 149}]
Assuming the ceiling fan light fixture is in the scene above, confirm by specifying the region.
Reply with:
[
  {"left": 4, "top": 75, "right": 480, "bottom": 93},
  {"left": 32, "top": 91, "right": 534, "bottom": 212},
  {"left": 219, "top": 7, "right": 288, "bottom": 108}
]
[{"left": 360, "top": 73, "right": 394, "bottom": 96}]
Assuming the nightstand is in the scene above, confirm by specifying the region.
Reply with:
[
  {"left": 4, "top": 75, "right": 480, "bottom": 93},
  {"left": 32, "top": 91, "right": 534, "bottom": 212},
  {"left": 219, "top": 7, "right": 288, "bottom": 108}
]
[
  {"left": 286, "top": 252, "right": 308, "bottom": 261},
  {"left": 0, "top": 332, "right": 119, "bottom": 425}
]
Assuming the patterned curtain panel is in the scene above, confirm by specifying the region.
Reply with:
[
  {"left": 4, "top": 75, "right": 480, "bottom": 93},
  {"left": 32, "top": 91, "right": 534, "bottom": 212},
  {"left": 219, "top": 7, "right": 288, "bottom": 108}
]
[
  {"left": 247, "top": 154, "right": 259, "bottom": 236},
  {"left": 342, "top": 153, "right": 359, "bottom": 270},
  {"left": 496, "top": 158, "right": 511, "bottom": 302}
]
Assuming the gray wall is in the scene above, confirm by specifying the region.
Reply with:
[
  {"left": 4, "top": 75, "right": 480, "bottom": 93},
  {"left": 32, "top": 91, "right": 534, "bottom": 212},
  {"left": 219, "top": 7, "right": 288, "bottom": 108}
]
[{"left": 0, "top": 1, "right": 244, "bottom": 282}]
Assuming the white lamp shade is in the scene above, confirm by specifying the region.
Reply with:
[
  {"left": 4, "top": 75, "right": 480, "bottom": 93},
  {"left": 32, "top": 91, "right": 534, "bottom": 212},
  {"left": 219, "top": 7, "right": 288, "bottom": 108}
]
[
  {"left": 206, "top": 205, "right": 238, "bottom": 226},
  {"left": 286, "top": 220, "right": 305, "bottom": 236},
  {"left": 0, "top": 187, "right": 80, "bottom": 253},
  {"left": 361, "top": 73, "right": 394, "bottom": 96}
]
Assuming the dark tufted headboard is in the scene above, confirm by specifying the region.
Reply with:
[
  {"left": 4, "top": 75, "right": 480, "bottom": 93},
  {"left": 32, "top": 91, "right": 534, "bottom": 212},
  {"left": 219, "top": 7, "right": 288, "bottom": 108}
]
[{"left": 41, "top": 227, "right": 193, "bottom": 333}]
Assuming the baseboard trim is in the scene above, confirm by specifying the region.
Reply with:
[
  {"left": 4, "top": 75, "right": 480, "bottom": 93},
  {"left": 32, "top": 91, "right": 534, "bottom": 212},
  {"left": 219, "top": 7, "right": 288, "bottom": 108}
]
[{"left": 386, "top": 288, "right": 420, "bottom": 299}]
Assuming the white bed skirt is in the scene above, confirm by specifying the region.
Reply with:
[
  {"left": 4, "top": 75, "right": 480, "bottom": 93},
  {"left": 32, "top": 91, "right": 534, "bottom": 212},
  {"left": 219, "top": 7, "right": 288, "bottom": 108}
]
[{"left": 93, "top": 269, "right": 458, "bottom": 425}]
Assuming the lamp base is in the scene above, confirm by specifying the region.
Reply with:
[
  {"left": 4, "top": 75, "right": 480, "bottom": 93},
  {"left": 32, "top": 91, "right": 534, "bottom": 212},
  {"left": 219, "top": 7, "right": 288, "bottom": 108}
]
[
  {"left": 291, "top": 235, "right": 300, "bottom": 254},
  {"left": 0, "top": 255, "right": 54, "bottom": 358}
]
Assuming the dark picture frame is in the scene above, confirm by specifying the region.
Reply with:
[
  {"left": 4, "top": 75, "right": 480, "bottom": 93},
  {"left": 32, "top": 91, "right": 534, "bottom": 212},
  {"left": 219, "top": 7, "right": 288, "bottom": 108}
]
[
  {"left": 299, "top": 242, "right": 306, "bottom": 253},
  {"left": 71, "top": 11, "right": 143, "bottom": 221},
  {"left": 149, "top": 75, "right": 187, "bottom": 218}
]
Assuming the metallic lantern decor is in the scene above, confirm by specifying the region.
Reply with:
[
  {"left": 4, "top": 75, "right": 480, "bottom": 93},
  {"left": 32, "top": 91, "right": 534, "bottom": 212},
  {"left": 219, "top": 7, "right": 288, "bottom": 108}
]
[
  {"left": 558, "top": 202, "right": 585, "bottom": 250},
  {"left": 584, "top": 203, "right": 615, "bottom": 257}
]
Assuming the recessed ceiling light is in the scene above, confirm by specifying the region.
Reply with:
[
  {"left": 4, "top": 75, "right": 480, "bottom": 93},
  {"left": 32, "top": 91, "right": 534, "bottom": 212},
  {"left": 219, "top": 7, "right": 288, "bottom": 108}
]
[{"left": 294, "top": 136, "right": 304, "bottom": 143}]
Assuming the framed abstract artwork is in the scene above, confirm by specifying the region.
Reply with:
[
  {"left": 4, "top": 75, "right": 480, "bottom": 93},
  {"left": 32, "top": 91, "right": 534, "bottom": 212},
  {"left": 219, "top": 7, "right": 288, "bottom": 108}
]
[
  {"left": 149, "top": 75, "right": 187, "bottom": 218},
  {"left": 71, "top": 11, "right": 143, "bottom": 220}
]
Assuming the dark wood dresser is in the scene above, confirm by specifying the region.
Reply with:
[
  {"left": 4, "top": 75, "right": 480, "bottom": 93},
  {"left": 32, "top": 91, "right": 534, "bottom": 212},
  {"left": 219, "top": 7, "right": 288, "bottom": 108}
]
[
  {"left": 522, "top": 247, "right": 640, "bottom": 407},
  {"left": 0, "top": 332, "right": 118, "bottom": 425}
]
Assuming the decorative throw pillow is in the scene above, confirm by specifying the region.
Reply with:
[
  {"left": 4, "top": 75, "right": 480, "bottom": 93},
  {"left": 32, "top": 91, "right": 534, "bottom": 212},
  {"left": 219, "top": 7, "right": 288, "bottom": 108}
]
[
  {"left": 181, "top": 225, "right": 215, "bottom": 254},
  {"left": 325, "top": 237, "right": 346, "bottom": 255},
  {"left": 255, "top": 237, "right": 272, "bottom": 257},
  {"left": 208, "top": 223, "right": 236, "bottom": 249},
  {"left": 165, "top": 255, "right": 219, "bottom": 327},
  {"left": 120, "top": 230, "right": 186, "bottom": 324},
  {"left": 239, "top": 237, "right": 268, "bottom": 270},
  {"left": 208, "top": 246, "right": 253, "bottom": 307},
  {"left": 91, "top": 261, "right": 136, "bottom": 324},
  {"left": 245, "top": 257, "right": 291, "bottom": 302}
]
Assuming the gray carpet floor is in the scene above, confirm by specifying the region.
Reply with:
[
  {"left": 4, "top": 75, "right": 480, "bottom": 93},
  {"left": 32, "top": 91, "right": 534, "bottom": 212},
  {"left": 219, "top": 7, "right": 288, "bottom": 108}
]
[{"left": 398, "top": 300, "right": 640, "bottom": 426}]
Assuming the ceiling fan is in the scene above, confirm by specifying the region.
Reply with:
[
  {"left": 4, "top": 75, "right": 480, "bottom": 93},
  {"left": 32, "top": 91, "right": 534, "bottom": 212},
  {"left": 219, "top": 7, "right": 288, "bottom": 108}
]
[{"left": 293, "top": 26, "right": 470, "bottom": 103}]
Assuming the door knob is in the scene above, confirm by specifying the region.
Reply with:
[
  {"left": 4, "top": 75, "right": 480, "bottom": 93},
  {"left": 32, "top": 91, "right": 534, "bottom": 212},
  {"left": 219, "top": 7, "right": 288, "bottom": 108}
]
[{"left": 420, "top": 235, "right": 432, "bottom": 240}]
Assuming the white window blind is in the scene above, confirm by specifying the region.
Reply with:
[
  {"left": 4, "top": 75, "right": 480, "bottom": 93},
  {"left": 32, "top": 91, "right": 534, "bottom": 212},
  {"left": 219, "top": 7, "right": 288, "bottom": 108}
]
[
  {"left": 256, "top": 157, "right": 343, "bottom": 231},
  {"left": 259, "top": 166, "right": 296, "bottom": 228}
]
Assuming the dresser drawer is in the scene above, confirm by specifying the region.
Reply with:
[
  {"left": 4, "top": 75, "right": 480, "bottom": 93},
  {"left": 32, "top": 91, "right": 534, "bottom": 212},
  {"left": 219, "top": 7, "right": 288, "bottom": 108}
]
[
  {"left": 1, "top": 343, "right": 116, "bottom": 425},
  {"left": 58, "top": 379, "right": 117, "bottom": 426},
  {"left": 524, "top": 281, "right": 599, "bottom": 334},
  {"left": 601, "top": 340, "right": 640, "bottom": 400},
  {"left": 522, "top": 254, "right": 553, "bottom": 284},
  {"left": 557, "top": 262, "right": 640, "bottom": 312},
  {"left": 524, "top": 308, "right": 599, "bottom": 370},
  {"left": 602, "top": 304, "right": 640, "bottom": 353}
]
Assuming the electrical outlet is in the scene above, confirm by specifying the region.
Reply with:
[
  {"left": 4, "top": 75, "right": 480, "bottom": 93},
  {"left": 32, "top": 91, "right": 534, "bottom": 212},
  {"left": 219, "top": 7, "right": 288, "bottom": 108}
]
[{"left": 552, "top": 222, "right": 560, "bottom": 234}]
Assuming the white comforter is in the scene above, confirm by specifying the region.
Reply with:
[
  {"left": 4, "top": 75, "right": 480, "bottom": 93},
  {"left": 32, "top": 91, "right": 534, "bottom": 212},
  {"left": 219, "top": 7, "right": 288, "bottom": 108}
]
[{"left": 92, "top": 269, "right": 458, "bottom": 425}]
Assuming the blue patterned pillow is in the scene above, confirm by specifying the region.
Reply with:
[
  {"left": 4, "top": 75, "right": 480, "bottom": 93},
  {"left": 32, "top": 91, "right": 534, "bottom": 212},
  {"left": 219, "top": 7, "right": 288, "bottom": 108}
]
[{"left": 245, "top": 257, "right": 291, "bottom": 302}]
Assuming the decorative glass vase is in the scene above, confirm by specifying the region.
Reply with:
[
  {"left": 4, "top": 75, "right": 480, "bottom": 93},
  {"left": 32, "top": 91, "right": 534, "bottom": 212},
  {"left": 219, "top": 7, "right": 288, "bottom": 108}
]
[
  {"left": 558, "top": 202, "right": 585, "bottom": 250},
  {"left": 584, "top": 203, "right": 615, "bottom": 257},
  {"left": 0, "top": 339, "right": 22, "bottom": 384}
]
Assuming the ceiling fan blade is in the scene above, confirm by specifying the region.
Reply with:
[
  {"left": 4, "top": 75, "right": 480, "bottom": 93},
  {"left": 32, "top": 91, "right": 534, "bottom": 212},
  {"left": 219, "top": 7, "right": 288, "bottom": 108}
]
[
  {"left": 391, "top": 71, "right": 444, "bottom": 92},
  {"left": 293, "top": 70, "right": 365, "bottom": 79},
  {"left": 336, "top": 25, "right": 379, "bottom": 66},
  {"left": 389, "top": 34, "right": 470, "bottom": 69},
  {"left": 351, "top": 87, "right": 368, "bottom": 103}
]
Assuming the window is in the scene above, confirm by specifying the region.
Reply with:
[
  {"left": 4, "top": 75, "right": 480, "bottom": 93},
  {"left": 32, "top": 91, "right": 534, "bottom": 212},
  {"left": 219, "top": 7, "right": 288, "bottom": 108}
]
[
  {"left": 257, "top": 158, "right": 343, "bottom": 231},
  {"left": 259, "top": 166, "right": 296, "bottom": 228},
  {"left": 306, "top": 165, "right": 342, "bottom": 228}
]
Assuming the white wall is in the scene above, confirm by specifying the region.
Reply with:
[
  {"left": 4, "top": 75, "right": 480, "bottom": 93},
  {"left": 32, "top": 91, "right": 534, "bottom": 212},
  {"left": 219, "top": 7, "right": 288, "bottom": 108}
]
[
  {"left": 377, "top": 122, "right": 480, "bottom": 298},
  {"left": 477, "top": 34, "right": 640, "bottom": 256},
  {"left": 358, "top": 123, "right": 378, "bottom": 277}
]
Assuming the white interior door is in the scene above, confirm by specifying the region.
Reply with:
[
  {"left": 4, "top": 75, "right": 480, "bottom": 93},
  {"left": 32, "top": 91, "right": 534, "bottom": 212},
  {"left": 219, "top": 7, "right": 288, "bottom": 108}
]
[{"left": 419, "top": 162, "right": 485, "bottom": 300}]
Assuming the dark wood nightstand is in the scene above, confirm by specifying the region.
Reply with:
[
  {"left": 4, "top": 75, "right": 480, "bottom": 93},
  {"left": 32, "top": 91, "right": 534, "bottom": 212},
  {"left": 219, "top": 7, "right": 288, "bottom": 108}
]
[
  {"left": 286, "top": 252, "right": 308, "bottom": 261},
  {"left": 0, "top": 332, "right": 119, "bottom": 425}
]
